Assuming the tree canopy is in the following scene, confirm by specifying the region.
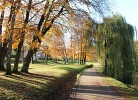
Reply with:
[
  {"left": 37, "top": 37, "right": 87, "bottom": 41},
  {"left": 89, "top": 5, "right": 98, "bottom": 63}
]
[{"left": 0, "top": 0, "right": 110, "bottom": 74}]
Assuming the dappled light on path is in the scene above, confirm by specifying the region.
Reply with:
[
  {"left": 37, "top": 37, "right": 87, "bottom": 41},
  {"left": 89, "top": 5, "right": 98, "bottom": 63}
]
[{"left": 70, "top": 67, "right": 124, "bottom": 100}]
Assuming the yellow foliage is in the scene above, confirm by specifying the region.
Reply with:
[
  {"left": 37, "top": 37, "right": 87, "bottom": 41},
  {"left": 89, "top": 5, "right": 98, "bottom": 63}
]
[
  {"left": 45, "top": 22, "right": 51, "bottom": 27},
  {"left": 12, "top": 42, "right": 19, "bottom": 49},
  {"left": 46, "top": 24, "right": 63, "bottom": 37}
]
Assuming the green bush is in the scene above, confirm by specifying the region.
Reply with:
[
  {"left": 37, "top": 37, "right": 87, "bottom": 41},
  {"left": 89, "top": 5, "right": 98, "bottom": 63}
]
[{"left": 85, "top": 64, "right": 93, "bottom": 68}]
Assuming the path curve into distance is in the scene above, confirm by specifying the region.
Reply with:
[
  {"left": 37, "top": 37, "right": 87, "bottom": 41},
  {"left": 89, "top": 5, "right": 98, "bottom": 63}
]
[{"left": 70, "top": 66, "right": 124, "bottom": 100}]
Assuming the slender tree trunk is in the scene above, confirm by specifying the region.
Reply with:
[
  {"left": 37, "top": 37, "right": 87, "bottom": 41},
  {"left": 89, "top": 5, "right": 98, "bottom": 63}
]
[
  {"left": 79, "top": 53, "right": 81, "bottom": 64},
  {"left": 83, "top": 52, "right": 86, "bottom": 65},
  {"left": 0, "top": 53, "right": 5, "bottom": 70},
  {"left": 35, "top": 52, "right": 37, "bottom": 62},
  {"left": 22, "top": 48, "right": 24, "bottom": 63},
  {"left": 80, "top": 52, "right": 83, "bottom": 65},
  {"left": 71, "top": 58, "right": 73, "bottom": 64},
  {"left": 82, "top": 52, "right": 85, "bottom": 65},
  {"left": 103, "top": 40, "right": 108, "bottom": 75},
  {"left": 6, "top": 12, "right": 16, "bottom": 75},
  {"left": 21, "top": 49, "right": 33, "bottom": 73},
  {"left": 64, "top": 58, "right": 66, "bottom": 64},
  {"left": 0, "top": 57, "right": 5, "bottom": 70},
  {"left": 78, "top": 53, "right": 79, "bottom": 64},
  {"left": 0, "top": 46, "right": 6, "bottom": 70},
  {"left": 0, "top": 43, "right": 7, "bottom": 70},
  {"left": 73, "top": 52, "right": 76, "bottom": 64},
  {"left": 31, "top": 54, "right": 34, "bottom": 64},
  {"left": 13, "top": 40, "right": 23, "bottom": 73},
  {"left": 0, "top": 9, "right": 5, "bottom": 70},
  {"left": 62, "top": 52, "right": 67, "bottom": 64},
  {"left": 45, "top": 54, "right": 48, "bottom": 64},
  {"left": 81, "top": 52, "right": 86, "bottom": 65}
]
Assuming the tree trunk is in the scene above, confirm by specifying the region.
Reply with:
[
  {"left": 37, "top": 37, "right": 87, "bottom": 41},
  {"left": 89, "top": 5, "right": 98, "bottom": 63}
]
[
  {"left": 6, "top": 61, "right": 11, "bottom": 75},
  {"left": 22, "top": 48, "right": 24, "bottom": 63},
  {"left": 6, "top": 9, "right": 16, "bottom": 75},
  {"left": 63, "top": 58, "right": 67, "bottom": 64},
  {"left": 35, "top": 52, "right": 37, "bottom": 62},
  {"left": 83, "top": 52, "right": 86, "bottom": 65},
  {"left": 21, "top": 1, "right": 65, "bottom": 72},
  {"left": 103, "top": 40, "right": 108, "bottom": 75},
  {"left": 0, "top": 54, "right": 5, "bottom": 70},
  {"left": 0, "top": 59, "right": 5, "bottom": 70},
  {"left": 0, "top": 8, "right": 5, "bottom": 70},
  {"left": 31, "top": 54, "right": 34, "bottom": 64},
  {"left": 0, "top": 43, "right": 7, "bottom": 70},
  {"left": 45, "top": 54, "right": 48, "bottom": 64},
  {"left": 6, "top": 4, "right": 19, "bottom": 75},
  {"left": 0, "top": 45, "right": 6, "bottom": 70},
  {"left": 0, "top": 44, "right": 2, "bottom": 67},
  {"left": 21, "top": 49, "right": 33, "bottom": 73},
  {"left": 79, "top": 52, "right": 83, "bottom": 65},
  {"left": 71, "top": 58, "right": 73, "bottom": 64},
  {"left": 13, "top": 0, "right": 32, "bottom": 73},
  {"left": 12, "top": 40, "right": 23, "bottom": 73},
  {"left": 78, "top": 53, "right": 79, "bottom": 64}
]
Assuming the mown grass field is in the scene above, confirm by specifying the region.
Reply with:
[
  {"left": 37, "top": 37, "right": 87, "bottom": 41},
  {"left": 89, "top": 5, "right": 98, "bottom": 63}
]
[
  {"left": 0, "top": 62, "right": 91, "bottom": 100},
  {"left": 94, "top": 63, "right": 138, "bottom": 100}
]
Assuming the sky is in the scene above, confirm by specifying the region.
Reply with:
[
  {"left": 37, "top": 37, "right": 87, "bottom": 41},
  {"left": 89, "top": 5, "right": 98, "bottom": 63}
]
[
  {"left": 114, "top": 0, "right": 138, "bottom": 39},
  {"left": 65, "top": 0, "right": 138, "bottom": 46}
]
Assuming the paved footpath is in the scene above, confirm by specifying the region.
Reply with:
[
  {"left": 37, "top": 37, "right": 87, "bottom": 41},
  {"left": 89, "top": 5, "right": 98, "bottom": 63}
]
[{"left": 70, "top": 66, "right": 124, "bottom": 100}]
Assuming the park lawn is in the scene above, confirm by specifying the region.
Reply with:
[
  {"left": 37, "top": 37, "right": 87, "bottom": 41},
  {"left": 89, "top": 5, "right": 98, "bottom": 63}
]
[
  {"left": 0, "top": 63, "right": 89, "bottom": 100},
  {"left": 94, "top": 63, "right": 138, "bottom": 100}
]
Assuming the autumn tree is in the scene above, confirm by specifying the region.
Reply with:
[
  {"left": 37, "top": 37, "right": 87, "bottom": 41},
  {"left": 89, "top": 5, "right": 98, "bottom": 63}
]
[
  {"left": 68, "top": 13, "right": 97, "bottom": 65},
  {"left": 20, "top": 0, "right": 110, "bottom": 73},
  {"left": 0, "top": 0, "right": 110, "bottom": 74},
  {"left": 12, "top": 0, "right": 33, "bottom": 73},
  {"left": 69, "top": 36, "right": 77, "bottom": 63},
  {"left": 0, "top": 0, "right": 22, "bottom": 74},
  {"left": 6, "top": 0, "right": 23, "bottom": 75},
  {"left": 43, "top": 24, "right": 68, "bottom": 64},
  {"left": 0, "top": 0, "right": 5, "bottom": 70}
]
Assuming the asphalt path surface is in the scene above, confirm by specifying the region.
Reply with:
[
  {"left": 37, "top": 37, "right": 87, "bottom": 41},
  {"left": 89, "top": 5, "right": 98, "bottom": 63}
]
[{"left": 70, "top": 66, "right": 124, "bottom": 100}]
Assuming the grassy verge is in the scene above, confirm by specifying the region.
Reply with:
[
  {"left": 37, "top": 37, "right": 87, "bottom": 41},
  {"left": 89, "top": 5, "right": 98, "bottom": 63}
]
[
  {"left": 94, "top": 63, "right": 138, "bottom": 100},
  {"left": 0, "top": 63, "right": 89, "bottom": 100},
  {"left": 77, "top": 64, "right": 93, "bottom": 78}
]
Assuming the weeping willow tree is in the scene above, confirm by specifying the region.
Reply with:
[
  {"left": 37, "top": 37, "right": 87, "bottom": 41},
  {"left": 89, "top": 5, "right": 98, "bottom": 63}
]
[
  {"left": 97, "top": 15, "right": 135, "bottom": 85},
  {"left": 134, "top": 40, "right": 138, "bottom": 86}
]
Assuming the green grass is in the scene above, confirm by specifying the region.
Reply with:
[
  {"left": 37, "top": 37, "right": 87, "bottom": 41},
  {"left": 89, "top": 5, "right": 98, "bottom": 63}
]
[
  {"left": 94, "top": 63, "right": 138, "bottom": 100},
  {"left": 134, "top": 74, "right": 138, "bottom": 89},
  {"left": 0, "top": 62, "right": 89, "bottom": 99},
  {"left": 105, "top": 77, "right": 138, "bottom": 99}
]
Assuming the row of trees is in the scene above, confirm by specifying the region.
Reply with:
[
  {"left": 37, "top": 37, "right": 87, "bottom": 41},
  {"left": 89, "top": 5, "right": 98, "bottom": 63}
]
[
  {"left": 0, "top": 0, "right": 136, "bottom": 86},
  {"left": 96, "top": 15, "right": 136, "bottom": 85},
  {"left": 0, "top": 0, "right": 109, "bottom": 75},
  {"left": 69, "top": 17, "right": 97, "bottom": 65},
  {"left": 32, "top": 13, "right": 97, "bottom": 65}
]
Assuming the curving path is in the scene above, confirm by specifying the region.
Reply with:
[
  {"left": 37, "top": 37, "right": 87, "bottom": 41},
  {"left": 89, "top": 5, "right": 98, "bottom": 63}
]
[{"left": 70, "top": 66, "right": 124, "bottom": 100}]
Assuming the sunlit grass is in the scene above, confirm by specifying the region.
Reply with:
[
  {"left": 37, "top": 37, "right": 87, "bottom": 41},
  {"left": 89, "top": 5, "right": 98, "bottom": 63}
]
[{"left": 0, "top": 62, "right": 89, "bottom": 99}]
